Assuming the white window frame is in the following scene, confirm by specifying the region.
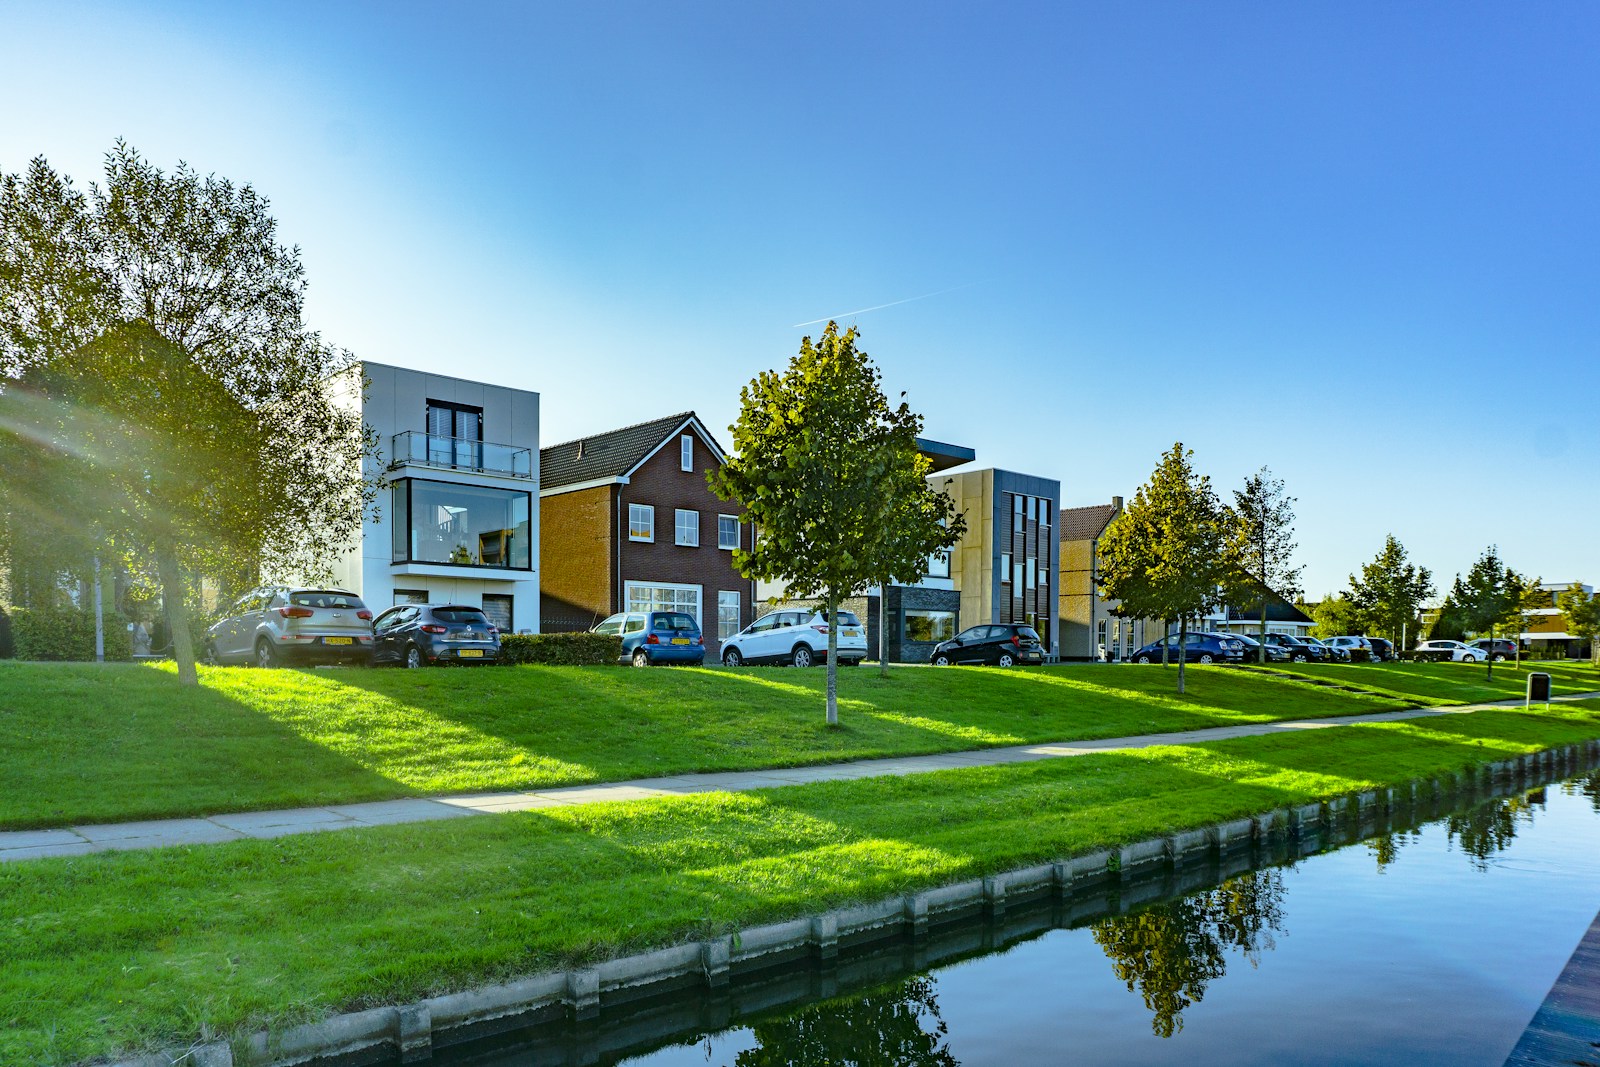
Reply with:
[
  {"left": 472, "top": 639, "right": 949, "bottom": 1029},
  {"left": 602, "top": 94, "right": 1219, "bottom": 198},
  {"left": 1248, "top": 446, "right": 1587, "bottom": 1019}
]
[
  {"left": 680, "top": 435, "right": 694, "bottom": 472},
  {"left": 628, "top": 503, "right": 655, "bottom": 542},
  {"left": 675, "top": 508, "right": 699, "bottom": 547},
  {"left": 717, "top": 514, "right": 740, "bottom": 551},
  {"left": 717, "top": 590, "right": 741, "bottom": 641},
  {"left": 624, "top": 581, "right": 703, "bottom": 629}
]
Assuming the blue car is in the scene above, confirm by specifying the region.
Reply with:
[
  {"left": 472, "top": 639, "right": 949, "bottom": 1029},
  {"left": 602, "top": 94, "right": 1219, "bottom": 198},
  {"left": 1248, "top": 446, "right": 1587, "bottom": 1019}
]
[
  {"left": 1130, "top": 631, "right": 1245, "bottom": 664},
  {"left": 593, "top": 610, "right": 706, "bottom": 667}
]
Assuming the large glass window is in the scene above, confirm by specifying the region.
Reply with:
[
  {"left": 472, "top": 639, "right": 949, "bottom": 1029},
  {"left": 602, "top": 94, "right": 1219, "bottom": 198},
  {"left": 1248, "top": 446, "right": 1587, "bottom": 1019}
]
[
  {"left": 904, "top": 610, "right": 955, "bottom": 643},
  {"left": 392, "top": 479, "right": 531, "bottom": 569},
  {"left": 624, "top": 581, "right": 702, "bottom": 627},
  {"left": 718, "top": 590, "right": 741, "bottom": 640}
]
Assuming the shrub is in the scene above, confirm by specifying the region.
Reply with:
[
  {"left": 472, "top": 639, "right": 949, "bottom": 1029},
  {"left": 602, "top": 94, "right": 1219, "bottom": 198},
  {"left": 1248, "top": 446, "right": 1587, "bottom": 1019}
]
[
  {"left": 10, "top": 606, "right": 133, "bottom": 661},
  {"left": 498, "top": 631, "right": 621, "bottom": 666},
  {"left": 0, "top": 606, "right": 12, "bottom": 659}
]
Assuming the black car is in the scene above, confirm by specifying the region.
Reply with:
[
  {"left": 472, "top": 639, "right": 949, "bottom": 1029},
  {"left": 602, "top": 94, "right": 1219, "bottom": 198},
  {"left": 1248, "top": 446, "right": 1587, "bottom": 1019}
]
[
  {"left": 1259, "top": 633, "right": 1324, "bottom": 663},
  {"left": 930, "top": 624, "right": 1044, "bottom": 666},
  {"left": 1367, "top": 637, "right": 1396, "bottom": 662},
  {"left": 1466, "top": 638, "right": 1519, "bottom": 662},
  {"left": 1236, "top": 634, "right": 1291, "bottom": 663},
  {"left": 371, "top": 603, "right": 501, "bottom": 667}
]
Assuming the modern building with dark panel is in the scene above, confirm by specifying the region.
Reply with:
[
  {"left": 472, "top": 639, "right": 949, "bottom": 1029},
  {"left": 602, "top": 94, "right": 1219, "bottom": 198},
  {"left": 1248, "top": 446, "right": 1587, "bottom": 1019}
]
[{"left": 538, "top": 412, "right": 754, "bottom": 655}]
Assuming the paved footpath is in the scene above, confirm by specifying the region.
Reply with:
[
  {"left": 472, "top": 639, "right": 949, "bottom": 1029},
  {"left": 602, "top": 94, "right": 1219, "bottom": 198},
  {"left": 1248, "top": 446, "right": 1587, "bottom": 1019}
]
[{"left": 4, "top": 692, "right": 1595, "bottom": 865}]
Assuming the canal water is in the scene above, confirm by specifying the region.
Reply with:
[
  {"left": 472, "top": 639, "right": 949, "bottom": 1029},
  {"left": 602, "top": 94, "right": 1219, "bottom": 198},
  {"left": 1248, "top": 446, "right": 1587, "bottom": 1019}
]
[{"left": 428, "top": 769, "right": 1600, "bottom": 1067}]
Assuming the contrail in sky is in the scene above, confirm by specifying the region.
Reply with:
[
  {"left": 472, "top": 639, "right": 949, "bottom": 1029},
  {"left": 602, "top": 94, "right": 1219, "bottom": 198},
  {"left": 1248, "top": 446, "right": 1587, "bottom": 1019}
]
[{"left": 790, "top": 283, "right": 975, "bottom": 329}]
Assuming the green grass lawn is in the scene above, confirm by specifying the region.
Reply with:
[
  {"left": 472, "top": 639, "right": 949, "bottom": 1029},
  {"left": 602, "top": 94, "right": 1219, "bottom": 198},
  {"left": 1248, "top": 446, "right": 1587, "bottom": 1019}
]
[
  {"left": 1249, "top": 659, "right": 1600, "bottom": 706},
  {"left": 3, "top": 700, "right": 1598, "bottom": 1065},
  {"left": 0, "top": 659, "right": 1438, "bottom": 829}
]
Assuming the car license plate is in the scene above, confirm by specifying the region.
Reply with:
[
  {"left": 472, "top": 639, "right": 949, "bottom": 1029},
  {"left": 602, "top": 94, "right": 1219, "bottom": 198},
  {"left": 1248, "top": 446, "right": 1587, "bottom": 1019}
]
[
  {"left": 324, "top": 637, "right": 352, "bottom": 645},
  {"left": 843, "top": 628, "right": 859, "bottom": 637},
  {"left": 458, "top": 649, "right": 483, "bottom": 658},
  {"left": 671, "top": 637, "right": 690, "bottom": 645}
]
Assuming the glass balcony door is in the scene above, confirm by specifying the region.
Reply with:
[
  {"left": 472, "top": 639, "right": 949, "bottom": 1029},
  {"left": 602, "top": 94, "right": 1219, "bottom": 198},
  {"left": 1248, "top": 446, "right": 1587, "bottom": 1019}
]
[{"left": 426, "top": 401, "right": 483, "bottom": 471}]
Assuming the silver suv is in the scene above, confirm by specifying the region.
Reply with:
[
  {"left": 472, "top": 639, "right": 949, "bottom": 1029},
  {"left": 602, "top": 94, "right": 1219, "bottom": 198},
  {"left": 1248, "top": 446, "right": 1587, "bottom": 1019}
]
[
  {"left": 204, "top": 587, "right": 374, "bottom": 667},
  {"left": 720, "top": 608, "right": 868, "bottom": 667}
]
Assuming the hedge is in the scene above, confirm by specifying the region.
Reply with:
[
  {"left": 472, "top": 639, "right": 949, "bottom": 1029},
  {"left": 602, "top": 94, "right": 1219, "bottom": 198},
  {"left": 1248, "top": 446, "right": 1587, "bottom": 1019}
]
[
  {"left": 497, "top": 631, "right": 621, "bottom": 666},
  {"left": 9, "top": 606, "right": 133, "bottom": 661}
]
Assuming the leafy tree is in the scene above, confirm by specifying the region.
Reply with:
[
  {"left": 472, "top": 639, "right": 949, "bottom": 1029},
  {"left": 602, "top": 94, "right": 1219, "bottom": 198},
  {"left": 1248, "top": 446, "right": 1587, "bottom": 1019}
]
[
  {"left": 1226, "top": 466, "right": 1302, "bottom": 662},
  {"left": 1098, "top": 443, "right": 1231, "bottom": 694},
  {"left": 1427, "top": 595, "right": 1466, "bottom": 642},
  {"left": 709, "top": 322, "right": 959, "bottom": 723},
  {"left": 1448, "top": 546, "right": 1526, "bottom": 681},
  {"left": 0, "top": 144, "right": 376, "bottom": 684},
  {"left": 734, "top": 975, "right": 958, "bottom": 1067},
  {"left": 1557, "top": 584, "right": 1600, "bottom": 665},
  {"left": 1092, "top": 870, "right": 1285, "bottom": 1038},
  {"left": 1346, "top": 534, "right": 1434, "bottom": 650},
  {"left": 1307, "top": 593, "right": 1358, "bottom": 640}
]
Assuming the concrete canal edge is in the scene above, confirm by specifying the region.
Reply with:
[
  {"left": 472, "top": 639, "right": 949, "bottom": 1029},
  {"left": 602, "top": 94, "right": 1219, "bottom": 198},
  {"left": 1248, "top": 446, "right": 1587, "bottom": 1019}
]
[{"left": 112, "top": 738, "right": 1600, "bottom": 1067}]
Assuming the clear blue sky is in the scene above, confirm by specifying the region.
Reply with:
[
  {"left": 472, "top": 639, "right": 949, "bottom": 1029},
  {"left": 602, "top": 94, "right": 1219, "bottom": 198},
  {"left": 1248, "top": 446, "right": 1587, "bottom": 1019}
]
[{"left": 4, "top": 0, "right": 1595, "bottom": 598}]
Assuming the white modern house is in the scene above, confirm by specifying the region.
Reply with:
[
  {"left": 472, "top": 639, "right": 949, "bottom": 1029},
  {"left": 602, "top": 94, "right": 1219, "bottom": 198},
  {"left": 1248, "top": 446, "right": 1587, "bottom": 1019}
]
[{"left": 327, "top": 361, "right": 540, "bottom": 633}]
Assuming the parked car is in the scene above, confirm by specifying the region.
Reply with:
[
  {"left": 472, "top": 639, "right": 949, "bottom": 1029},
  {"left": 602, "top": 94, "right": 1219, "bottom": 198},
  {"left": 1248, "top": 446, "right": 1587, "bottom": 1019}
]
[
  {"left": 1302, "top": 636, "right": 1350, "bottom": 662},
  {"left": 929, "top": 623, "right": 1045, "bottom": 667},
  {"left": 1129, "top": 632, "right": 1245, "bottom": 664},
  {"left": 1236, "top": 634, "right": 1291, "bottom": 663},
  {"left": 370, "top": 603, "right": 500, "bottom": 667},
  {"left": 718, "top": 608, "right": 866, "bottom": 667},
  {"left": 204, "top": 587, "right": 374, "bottom": 667},
  {"left": 1325, "top": 636, "right": 1380, "bottom": 663},
  {"left": 1466, "top": 638, "right": 1519, "bottom": 662},
  {"left": 1412, "top": 639, "right": 1487, "bottom": 663},
  {"left": 1259, "top": 633, "right": 1323, "bottom": 662},
  {"left": 1367, "top": 637, "right": 1396, "bottom": 662},
  {"left": 593, "top": 611, "right": 706, "bottom": 667}
]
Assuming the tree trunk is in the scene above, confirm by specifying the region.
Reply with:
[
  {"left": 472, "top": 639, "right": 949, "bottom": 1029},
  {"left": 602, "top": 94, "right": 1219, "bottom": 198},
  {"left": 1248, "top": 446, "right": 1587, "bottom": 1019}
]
[
  {"left": 879, "top": 582, "right": 890, "bottom": 679},
  {"left": 1485, "top": 622, "right": 1494, "bottom": 682},
  {"left": 825, "top": 595, "right": 839, "bottom": 726},
  {"left": 1162, "top": 619, "right": 1171, "bottom": 668},
  {"left": 1176, "top": 616, "right": 1188, "bottom": 695},
  {"left": 156, "top": 543, "right": 198, "bottom": 686},
  {"left": 1259, "top": 599, "right": 1268, "bottom": 664}
]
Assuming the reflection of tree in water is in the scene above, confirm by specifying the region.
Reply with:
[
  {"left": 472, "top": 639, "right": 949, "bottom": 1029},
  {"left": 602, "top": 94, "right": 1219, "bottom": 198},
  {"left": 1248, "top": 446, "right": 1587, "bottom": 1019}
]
[
  {"left": 1091, "top": 869, "right": 1286, "bottom": 1038},
  {"left": 1366, "top": 829, "right": 1421, "bottom": 871},
  {"left": 1564, "top": 771, "right": 1600, "bottom": 812},
  {"left": 1447, "top": 791, "right": 1543, "bottom": 870},
  {"left": 733, "top": 975, "right": 959, "bottom": 1067}
]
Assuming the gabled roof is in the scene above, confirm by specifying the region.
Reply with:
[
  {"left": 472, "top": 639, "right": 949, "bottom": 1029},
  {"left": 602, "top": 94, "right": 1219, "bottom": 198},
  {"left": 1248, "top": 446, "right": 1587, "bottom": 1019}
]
[
  {"left": 540, "top": 412, "right": 728, "bottom": 491},
  {"left": 1060, "top": 503, "right": 1118, "bottom": 543}
]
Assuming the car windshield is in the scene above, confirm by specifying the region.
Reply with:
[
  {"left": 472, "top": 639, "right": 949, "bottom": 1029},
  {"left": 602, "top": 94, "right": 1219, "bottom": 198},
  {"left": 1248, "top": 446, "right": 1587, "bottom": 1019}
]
[
  {"left": 593, "top": 615, "right": 625, "bottom": 635},
  {"left": 433, "top": 608, "right": 489, "bottom": 625},
  {"left": 290, "top": 591, "right": 364, "bottom": 610},
  {"left": 830, "top": 611, "right": 861, "bottom": 626},
  {"left": 654, "top": 613, "right": 698, "bottom": 632},
  {"left": 1018, "top": 627, "right": 1040, "bottom": 641}
]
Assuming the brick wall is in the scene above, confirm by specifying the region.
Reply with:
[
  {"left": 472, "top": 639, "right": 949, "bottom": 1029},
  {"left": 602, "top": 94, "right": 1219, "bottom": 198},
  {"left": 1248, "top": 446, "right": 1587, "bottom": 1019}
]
[
  {"left": 538, "top": 484, "right": 614, "bottom": 631},
  {"left": 618, "top": 430, "right": 754, "bottom": 656}
]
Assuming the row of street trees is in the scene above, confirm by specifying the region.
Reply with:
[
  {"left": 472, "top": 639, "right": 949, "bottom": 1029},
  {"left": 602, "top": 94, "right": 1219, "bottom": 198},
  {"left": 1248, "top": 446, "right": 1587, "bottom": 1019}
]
[{"left": 1, "top": 143, "right": 376, "bottom": 684}]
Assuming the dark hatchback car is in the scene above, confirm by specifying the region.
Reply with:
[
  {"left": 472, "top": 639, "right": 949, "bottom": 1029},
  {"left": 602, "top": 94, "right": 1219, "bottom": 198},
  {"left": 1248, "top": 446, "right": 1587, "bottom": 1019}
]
[
  {"left": 1467, "top": 638, "right": 1519, "bottom": 662},
  {"left": 1130, "top": 632, "right": 1245, "bottom": 664},
  {"left": 1236, "top": 634, "right": 1291, "bottom": 663},
  {"left": 1257, "top": 633, "right": 1323, "bottom": 662},
  {"left": 371, "top": 604, "right": 501, "bottom": 667},
  {"left": 1367, "top": 637, "right": 1397, "bottom": 662},
  {"left": 930, "top": 624, "right": 1044, "bottom": 667}
]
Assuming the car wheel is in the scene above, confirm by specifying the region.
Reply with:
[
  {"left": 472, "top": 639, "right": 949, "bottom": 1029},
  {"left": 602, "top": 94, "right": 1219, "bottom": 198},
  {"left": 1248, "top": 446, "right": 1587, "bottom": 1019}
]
[
  {"left": 202, "top": 642, "right": 220, "bottom": 666},
  {"left": 997, "top": 652, "right": 1016, "bottom": 667},
  {"left": 932, "top": 653, "right": 951, "bottom": 666},
  {"left": 1199, "top": 653, "right": 1215, "bottom": 664},
  {"left": 722, "top": 647, "right": 743, "bottom": 667},
  {"left": 405, "top": 645, "right": 423, "bottom": 669},
  {"left": 1292, "top": 653, "right": 1307, "bottom": 662},
  {"left": 1137, "top": 654, "right": 1151, "bottom": 664},
  {"left": 1492, "top": 653, "right": 1507, "bottom": 662},
  {"left": 632, "top": 649, "right": 651, "bottom": 668},
  {"left": 255, "top": 640, "right": 277, "bottom": 669},
  {"left": 791, "top": 645, "right": 814, "bottom": 668}
]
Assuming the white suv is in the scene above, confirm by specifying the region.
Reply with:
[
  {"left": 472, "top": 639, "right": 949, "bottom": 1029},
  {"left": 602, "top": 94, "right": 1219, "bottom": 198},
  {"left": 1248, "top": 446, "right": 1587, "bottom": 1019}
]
[
  {"left": 1413, "top": 640, "right": 1487, "bottom": 663},
  {"left": 720, "top": 608, "right": 868, "bottom": 667}
]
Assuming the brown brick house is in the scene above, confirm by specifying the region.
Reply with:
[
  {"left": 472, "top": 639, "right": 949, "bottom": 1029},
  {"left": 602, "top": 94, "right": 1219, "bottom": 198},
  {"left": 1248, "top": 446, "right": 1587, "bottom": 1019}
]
[{"left": 539, "top": 412, "right": 754, "bottom": 655}]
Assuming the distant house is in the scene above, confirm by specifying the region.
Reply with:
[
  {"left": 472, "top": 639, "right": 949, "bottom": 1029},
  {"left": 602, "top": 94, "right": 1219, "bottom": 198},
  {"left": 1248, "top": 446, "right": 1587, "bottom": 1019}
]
[
  {"left": 538, "top": 412, "right": 754, "bottom": 655},
  {"left": 1200, "top": 586, "right": 1314, "bottom": 640},
  {"left": 1521, "top": 581, "right": 1593, "bottom": 659},
  {"left": 327, "top": 361, "right": 540, "bottom": 634},
  {"left": 1057, "top": 497, "right": 1158, "bottom": 661}
]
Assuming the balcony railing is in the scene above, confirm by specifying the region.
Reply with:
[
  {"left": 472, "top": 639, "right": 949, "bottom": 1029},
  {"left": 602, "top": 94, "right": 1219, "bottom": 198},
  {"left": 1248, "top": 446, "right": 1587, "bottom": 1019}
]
[{"left": 390, "top": 431, "right": 533, "bottom": 479}]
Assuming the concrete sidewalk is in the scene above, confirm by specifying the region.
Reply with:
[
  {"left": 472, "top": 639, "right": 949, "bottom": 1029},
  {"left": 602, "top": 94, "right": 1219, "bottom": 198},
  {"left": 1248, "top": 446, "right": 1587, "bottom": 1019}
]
[{"left": 4, "top": 692, "right": 1594, "bottom": 864}]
